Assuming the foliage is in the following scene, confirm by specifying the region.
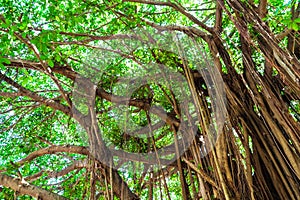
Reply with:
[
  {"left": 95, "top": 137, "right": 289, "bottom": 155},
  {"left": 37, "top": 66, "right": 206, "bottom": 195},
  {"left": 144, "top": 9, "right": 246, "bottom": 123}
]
[{"left": 0, "top": 0, "right": 299, "bottom": 199}]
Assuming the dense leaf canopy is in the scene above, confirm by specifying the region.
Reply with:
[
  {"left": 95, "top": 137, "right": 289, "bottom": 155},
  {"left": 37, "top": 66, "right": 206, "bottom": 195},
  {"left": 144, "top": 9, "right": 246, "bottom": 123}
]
[{"left": 0, "top": 0, "right": 299, "bottom": 199}]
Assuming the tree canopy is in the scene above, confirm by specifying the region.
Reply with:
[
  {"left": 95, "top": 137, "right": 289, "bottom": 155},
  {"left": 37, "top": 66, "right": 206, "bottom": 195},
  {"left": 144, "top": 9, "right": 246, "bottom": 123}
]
[{"left": 0, "top": 0, "right": 299, "bottom": 199}]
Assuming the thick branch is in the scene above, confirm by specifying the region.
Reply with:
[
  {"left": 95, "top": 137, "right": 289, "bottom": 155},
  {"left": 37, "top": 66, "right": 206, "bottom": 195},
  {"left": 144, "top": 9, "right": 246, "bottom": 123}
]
[
  {"left": 0, "top": 174, "right": 68, "bottom": 200},
  {"left": 258, "top": 0, "right": 267, "bottom": 18},
  {"left": 0, "top": 72, "right": 71, "bottom": 116},
  {"left": 124, "top": 0, "right": 213, "bottom": 33},
  {"left": 17, "top": 145, "right": 89, "bottom": 166},
  {"left": 47, "top": 160, "right": 87, "bottom": 178},
  {"left": 214, "top": 0, "right": 223, "bottom": 33},
  {"left": 143, "top": 20, "right": 209, "bottom": 39},
  {"left": 5, "top": 59, "right": 181, "bottom": 127}
]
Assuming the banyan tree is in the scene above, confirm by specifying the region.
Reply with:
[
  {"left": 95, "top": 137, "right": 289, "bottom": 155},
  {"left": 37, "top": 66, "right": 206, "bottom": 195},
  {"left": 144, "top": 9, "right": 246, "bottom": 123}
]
[{"left": 0, "top": 0, "right": 299, "bottom": 199}]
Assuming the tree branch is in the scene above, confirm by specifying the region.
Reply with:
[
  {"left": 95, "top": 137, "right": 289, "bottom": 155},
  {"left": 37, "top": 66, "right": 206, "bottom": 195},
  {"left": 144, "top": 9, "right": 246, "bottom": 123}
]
[
  {"left": 5, "top": 59, "right": 181, "bottom": 128},
  {"left": 214, "top": 0, "right": 223, "bottom": 33},
  {"left": 17, "top": 145, "right": 89, "bottom": 166},
  {"left": 258, "top": 0, "right": 267, "bottom": 18},
  {"left": 47, "top": 160, "right": 87, "bottom": 178},
  {"left": 124, "top": 0, "right": 213, "bottom": 33},
  {"left": 0, "top": 72, "right": 74, "bottom": 124},
  {"left": 0, "top": 174, "right": 68, "bottom": 200}
]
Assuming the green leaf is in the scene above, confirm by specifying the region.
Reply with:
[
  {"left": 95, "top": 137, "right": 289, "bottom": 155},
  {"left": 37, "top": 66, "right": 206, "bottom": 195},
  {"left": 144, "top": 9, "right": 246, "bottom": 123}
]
[
  {"left": 282, "top": 18, "right": 291, "bottom": 25},
  {"left": 294, "top": 18, "right": 300, "bottom": 23},
  {"left": 21, "top": 32, "right": 27, "bottom": 38},
  {"left": 292, "top": 22, "right": 299, "bottom": 31},
  {"left": 19, "top": 22, "right": 28, "bottom": 31},
  {"left": 55, "top": 16, "right": 60, "bottom": 22},
  {"left": 0, "top": 57, "right": 11, "bottom": 64},
  {"left": 55, "top": 54, "right": 61, "bottom": 62},
  {"left": 48, "top": 60, "right": 54, "bottom": 67}
]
